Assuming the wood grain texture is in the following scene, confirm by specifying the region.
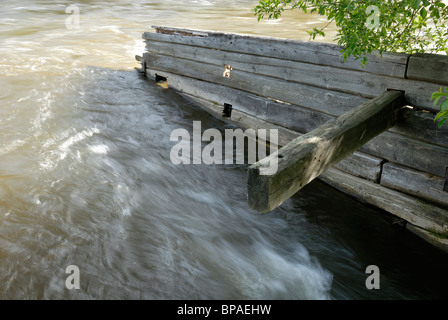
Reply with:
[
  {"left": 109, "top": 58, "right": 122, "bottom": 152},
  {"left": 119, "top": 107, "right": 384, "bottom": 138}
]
[
  {"left": 380, "top": 162, "right": 448, "bottom": 208},
  {"left": 144, "top": 27, "right": 409, "bottom": 77},
  {"left": 407, "top": 53, "right": 448, "bottom": 85},
  {"left": 361, "top": 130, "right": 448, "bottom": 177},
  {"left": 334, "top": 152, "right": 384, "bottom": 183}
]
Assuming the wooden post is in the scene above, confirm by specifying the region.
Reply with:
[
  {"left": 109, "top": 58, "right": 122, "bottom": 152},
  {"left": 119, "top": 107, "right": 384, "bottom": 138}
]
[{"left": 247, "top": 90, "right": 405, "bottom": 213}]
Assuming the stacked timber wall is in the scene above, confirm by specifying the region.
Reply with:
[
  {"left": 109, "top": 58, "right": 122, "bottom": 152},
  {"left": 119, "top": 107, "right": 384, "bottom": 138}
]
[{"left": 140, "top": 26, "right": 448, "bottom": 250}]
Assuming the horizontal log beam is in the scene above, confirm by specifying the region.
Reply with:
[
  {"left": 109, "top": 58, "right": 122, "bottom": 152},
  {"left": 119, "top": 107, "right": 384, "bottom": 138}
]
[
  {"left": 406, "top": 53, "right": 448, "bottom": 85},
  {"left": 380, "top": 162, "right": 448, "bottom": 208},
  {"left": 247, "top": 91, "right": 405, "bottom": 213},
  {"left": 145, "top": 26, "right": 409, "bottom": 78}
]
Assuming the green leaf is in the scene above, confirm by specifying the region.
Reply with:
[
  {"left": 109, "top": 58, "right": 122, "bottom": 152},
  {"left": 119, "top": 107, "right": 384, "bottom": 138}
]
[
  {"left": 434, "top": 112, "right": 443, "bottom": 121},
  {"left": 440, "top": 99, "right": 448, "bottom": 111},
  {"left": 420, "top": 7, "right": 427, "bottom": 19},
  {"left": 412, "top": 0, "right": 421, "bottom": 10},
  {"left": 431, "top": 91, "right": 442, "bottom": 100},
  {"left": 433, "top": 95, "right": 442, "bottom": 106}
]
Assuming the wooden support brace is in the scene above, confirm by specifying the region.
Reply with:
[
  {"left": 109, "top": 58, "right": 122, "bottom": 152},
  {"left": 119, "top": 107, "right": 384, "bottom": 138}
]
[{"left": 247, "top": 90, "right": 406, "bottom": 213}]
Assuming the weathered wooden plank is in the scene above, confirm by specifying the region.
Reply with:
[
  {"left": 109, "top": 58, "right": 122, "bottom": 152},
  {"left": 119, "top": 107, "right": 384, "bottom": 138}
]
[
  {"left": 320, "top": 167, "right": 448, "bottom": 234},
  {"left": 334, "top": 152, "right": 383, "bottom": 183},
  {"left": 390, "top": 108, "right": 448, "bottom": 148},
  {"left": 247, "top": 91, "right": 405, "bottom": 213},
  {"left": 380, "top": 162, "right": 448, "bottom": 208},
  {"left": 147, "top": 69, "right": 269, "bottom": 120},
  {"left": 153, "top": 26, "right": 209, "bottom": 37},
  {"left": 407, "top": 53, "right": 448, "bottom": 85},
  {"left": 145, "top": 27, "right": 409, "bottom": 77},
  {"left": 361, "top": 130, "right": 448, "bottom": 177},
  {"left": 177, "top": 91, "right": 300, "bottom": 147},
  {"left": 164, "top": 70, "right": 447, "bottom": 208},
  {"left": 265, "top": 100, "right": 334, "bottom": 134},
  {"left": 143, "top": 52, "right": 368, "bottom": 116},
  {"left": 144, "top": 39, "right": 441, "bottom": 112}
]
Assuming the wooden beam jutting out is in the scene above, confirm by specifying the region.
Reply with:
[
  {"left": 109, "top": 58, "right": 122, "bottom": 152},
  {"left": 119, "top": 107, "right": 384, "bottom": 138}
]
[{"left": 247, "top": 90, "right": 405, "bottom": 213}]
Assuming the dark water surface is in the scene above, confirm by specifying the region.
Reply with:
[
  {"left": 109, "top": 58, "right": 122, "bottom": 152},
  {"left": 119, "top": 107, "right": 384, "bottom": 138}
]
[{"left": 1, "top": 0, "right": 448, "bottom": 300}]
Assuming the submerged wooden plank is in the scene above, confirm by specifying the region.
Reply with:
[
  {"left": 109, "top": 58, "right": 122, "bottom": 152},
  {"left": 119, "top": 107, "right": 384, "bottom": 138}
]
[
  {"left": 320, "top": 167, "right": 448, "bottom": 234},
  {"left": 407, "top": 53, "right": 448, "bottom": 85},
  {"left": 247, "top": 91, "right": 405, "bottom": 213},
  {"left": 380, "top": 162, "right": 448, "bottom": 208},
  {"left": 144, "top": 27, "right": 409, "bottom": 77}
]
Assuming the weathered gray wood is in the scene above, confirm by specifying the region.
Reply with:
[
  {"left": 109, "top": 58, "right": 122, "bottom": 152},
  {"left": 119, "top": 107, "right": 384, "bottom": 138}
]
[
  {"left": 148, "top": 69, "right": 335, "bottom": 133},
  {"left": 176, "top": 84, "right": 386, "bottom": 184},
  {"left": 153, "top": 26, "right": 209, "bottom": 37},
  {"left": 143, "top": 52, "right": 368, "bottom": 116},
  {"left": 265, "top": 100, "right": 334, "bottom": 134},
  {"left": 320, "top": 167, "right": 448, "bottom": 234},
  {"left": 407, "top": 53, "right": 448, "bottom": 85},
  {"left": 390, "top": 108, "right": 448, "bottom": 148},
  {"left": 144, "top": 40, "right": 406, "bottom": 100},
  {"left": 142, "top": 26, "right": 448, "bottom": 251},
  {"left": 361, "top": 130, "right": 448, "bottom": 177},
  {"left": 177, "top": 91, "right": 300, "bottom": 147},
  {"left": 247, "top": 91, "right": 405, "bottom": 213},
  {"left": 147, "top": 69, "right": 269, "bottom": 120},
  {"left": 148, "top": 68, "right": 390, "bottom": 184},
  {"left": 334, "top": 152, "right": 384, "bottom": 183},
  {"left": 380, "top": 162, "right": 448, "bottom": 208},
  {"left": 144, "top": 40, "right": 441, "bottom": 112},
  {"left": 161, "top": 55, "right": 448, "bottom": 147},
  {"left": 144, "top": 27, "right": 409, "bottom": 77}
]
